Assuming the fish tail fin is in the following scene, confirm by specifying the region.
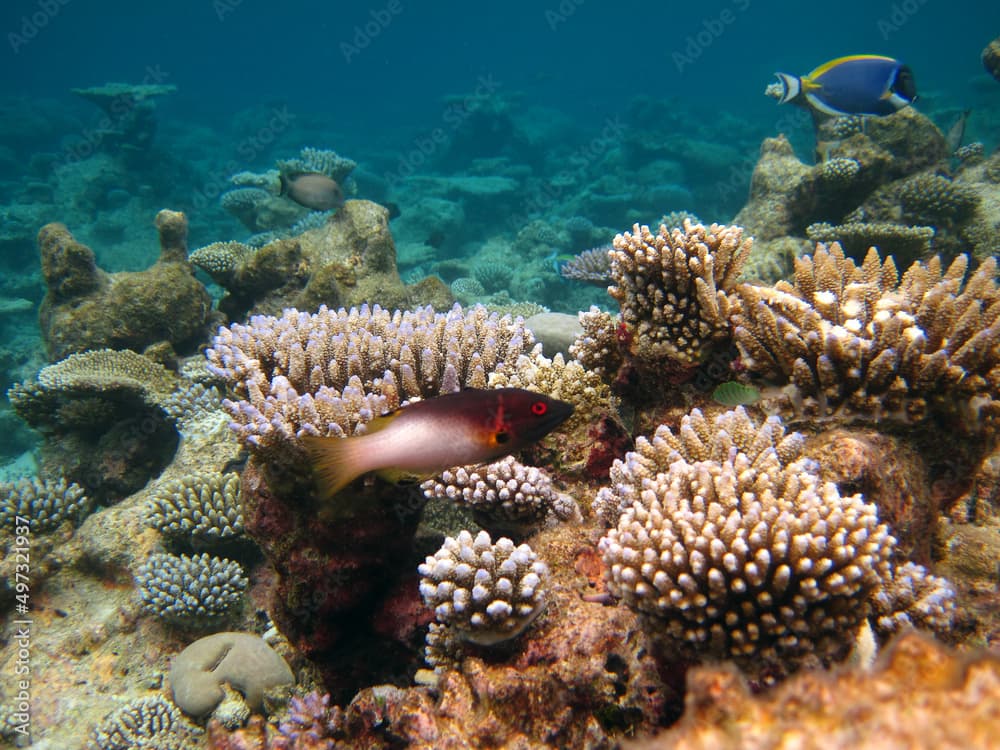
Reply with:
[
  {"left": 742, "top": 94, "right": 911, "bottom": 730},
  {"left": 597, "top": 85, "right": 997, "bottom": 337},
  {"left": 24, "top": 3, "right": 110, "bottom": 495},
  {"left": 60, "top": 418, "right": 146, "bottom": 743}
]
[
  {"left": 301, "top": 435, "right": 371, "bottom": 500},
  {"left": 278, "top": 172, "right": 289, "bottom": 196},
  {"left": 773, "top": 72, "right": 803, "bottom": 104}
]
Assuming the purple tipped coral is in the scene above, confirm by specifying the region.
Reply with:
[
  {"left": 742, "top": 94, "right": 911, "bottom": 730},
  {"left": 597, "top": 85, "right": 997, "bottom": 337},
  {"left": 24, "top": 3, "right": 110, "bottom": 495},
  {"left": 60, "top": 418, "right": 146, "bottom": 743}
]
[{"left": 206, "top": 303, "right": 536, "bottom": 464}]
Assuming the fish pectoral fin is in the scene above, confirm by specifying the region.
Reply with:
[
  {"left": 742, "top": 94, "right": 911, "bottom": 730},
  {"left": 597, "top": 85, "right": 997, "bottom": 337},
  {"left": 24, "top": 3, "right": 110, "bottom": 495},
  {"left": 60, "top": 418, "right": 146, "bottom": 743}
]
[{"left": 375, "top": 467, "right": 429, "bottom": 486}]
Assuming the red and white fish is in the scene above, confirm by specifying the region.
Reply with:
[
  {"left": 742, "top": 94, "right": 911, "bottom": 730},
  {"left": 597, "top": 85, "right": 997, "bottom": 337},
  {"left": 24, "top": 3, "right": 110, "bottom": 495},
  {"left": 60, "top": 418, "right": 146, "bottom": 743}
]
[{"left": 302, "top": 387, "right": 574, "bottom": 498}]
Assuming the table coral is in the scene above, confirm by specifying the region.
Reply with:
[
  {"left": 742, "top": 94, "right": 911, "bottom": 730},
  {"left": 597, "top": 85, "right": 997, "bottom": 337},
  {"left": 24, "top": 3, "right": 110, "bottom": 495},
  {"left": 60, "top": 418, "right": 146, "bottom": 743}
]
[{"left": 733, "top": 243, "right": 1000, "bottom": 425}]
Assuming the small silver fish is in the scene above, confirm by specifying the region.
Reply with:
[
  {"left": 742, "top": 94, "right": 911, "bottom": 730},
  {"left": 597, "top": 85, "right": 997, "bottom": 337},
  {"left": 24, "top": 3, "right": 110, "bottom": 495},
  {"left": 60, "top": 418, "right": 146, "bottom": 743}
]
[
  {"left": 945, "top": 109, "right": 971, "bottom": 154},
  {"left": 279, "top": 172, "right": 344, "bottom": 211}
]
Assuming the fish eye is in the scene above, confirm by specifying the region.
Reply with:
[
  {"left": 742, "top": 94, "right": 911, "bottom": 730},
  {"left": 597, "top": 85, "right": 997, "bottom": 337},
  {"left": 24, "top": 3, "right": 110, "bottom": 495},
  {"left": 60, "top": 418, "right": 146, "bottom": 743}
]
[
  {"left": 495, "top": 431, "right": 510, "bottom": 444},
  {"left": 530, "top": 401, "right": 548, "bottom": 416}
]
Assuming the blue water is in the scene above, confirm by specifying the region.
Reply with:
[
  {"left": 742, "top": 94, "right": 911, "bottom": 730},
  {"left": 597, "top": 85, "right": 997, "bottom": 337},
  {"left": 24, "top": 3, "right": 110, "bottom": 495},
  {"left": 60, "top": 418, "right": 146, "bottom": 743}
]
[{"left": 0, "top": 0, "right": 998, "bottom": 465}]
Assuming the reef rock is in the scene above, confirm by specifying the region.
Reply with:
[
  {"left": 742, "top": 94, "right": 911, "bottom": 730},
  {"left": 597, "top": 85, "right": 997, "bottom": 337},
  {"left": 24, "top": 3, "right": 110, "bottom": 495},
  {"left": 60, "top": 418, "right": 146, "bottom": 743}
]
[
  {"left": 38, "top": 210, "right": 212, "bottom": 361},
  {"left": 210, "top": 199, "right": 424, "bottom": 318}
]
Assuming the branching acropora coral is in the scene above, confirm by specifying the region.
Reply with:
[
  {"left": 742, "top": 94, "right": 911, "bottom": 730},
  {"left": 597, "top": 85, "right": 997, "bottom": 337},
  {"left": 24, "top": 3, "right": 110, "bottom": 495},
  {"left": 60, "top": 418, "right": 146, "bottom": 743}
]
[
  {"left": 418, "top": 529, "right": 550, "bottom": 645},
  {"left": 610, "top": 221, "right": 752, "bottom": 368},
  {"left": 189, "top": 241, "right": 255, "bottom": 285},
  {"left": 733, "top": 243, "right": 1000, "bottom": 423},
  {"left": 205, "top": 303, "right": 536, "bottom": 462},
  {"left": 421, "top": 456, "right": 578, "bottom": 536},
  {"left": 597, "top": 407, "right": 897, "bottom": 670},
  {"left": 0, "top": 477, "right": 90, "bottom": 533},
  {"left": 145, "top": 472, "right": 243, "bottom": 545},
  {"left": 136, "top": 552, "right": 247, "bottom": 626},
  {"left": 559, "top": 245, "right": 613, "bottom": 285}
]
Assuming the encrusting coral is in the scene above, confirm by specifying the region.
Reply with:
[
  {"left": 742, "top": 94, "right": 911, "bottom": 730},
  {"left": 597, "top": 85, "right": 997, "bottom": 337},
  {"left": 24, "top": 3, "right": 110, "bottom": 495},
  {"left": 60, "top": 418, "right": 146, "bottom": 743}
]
[
  {"left": 628, "top": 632, "right": 1000, "bottom": 750},
  {"left": 733, "top": 243, "right": 1000, "bottom": 425},
  {"left": 136, "top": 552, "right": 247, "bottom": 627},
  {"left": 596, "top": 407, "right": 952, "bottom": 674},
  {"left": 418, "top": 529, "right": 550, "bottom": 646}
]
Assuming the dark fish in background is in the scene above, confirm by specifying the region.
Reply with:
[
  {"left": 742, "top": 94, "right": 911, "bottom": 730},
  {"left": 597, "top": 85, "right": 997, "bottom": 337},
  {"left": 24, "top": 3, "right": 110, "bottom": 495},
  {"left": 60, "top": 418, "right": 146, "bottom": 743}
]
[
  {"left": 767, "top": 55, "right": 917, "bottom": 117},
  {"left": 279, "top": 172, "right": 345, "bottom": 211},
  {"left": 302, "top": 387, "right": 574, "bottom": 499},
  {"left": 945, "top": 109, "right": 971, "bottom": 153}
]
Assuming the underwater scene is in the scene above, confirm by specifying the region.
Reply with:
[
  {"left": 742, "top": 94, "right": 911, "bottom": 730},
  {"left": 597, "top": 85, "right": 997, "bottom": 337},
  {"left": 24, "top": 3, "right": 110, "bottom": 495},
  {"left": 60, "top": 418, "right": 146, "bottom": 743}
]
[{"left": 1, "top": 0, "right": 1000, "bottom": 747}]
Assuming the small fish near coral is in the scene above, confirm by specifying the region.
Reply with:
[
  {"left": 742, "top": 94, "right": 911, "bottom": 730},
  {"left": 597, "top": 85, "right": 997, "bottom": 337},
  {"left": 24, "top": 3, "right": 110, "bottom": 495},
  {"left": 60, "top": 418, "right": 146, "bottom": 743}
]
[
  {"left": 303, "top": 387, "right": 574, "bottom": 499},
  {"left": 279, "top": 171, "right": 345, "bottom": 211},
  {"left": 766, "top": 54, "right": 917, "bottom": 117}
]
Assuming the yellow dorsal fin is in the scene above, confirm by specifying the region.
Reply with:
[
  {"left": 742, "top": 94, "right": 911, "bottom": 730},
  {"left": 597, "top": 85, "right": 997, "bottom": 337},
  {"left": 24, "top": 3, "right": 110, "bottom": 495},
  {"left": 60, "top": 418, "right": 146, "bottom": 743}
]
[{"left": 808, "top": 54, "right": 896, "bottom": 79}]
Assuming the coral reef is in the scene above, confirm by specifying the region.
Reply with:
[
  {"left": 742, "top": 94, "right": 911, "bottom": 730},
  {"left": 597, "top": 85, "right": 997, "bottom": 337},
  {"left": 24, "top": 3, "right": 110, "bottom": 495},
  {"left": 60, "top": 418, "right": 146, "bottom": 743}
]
[
  {"left": 0, "top": 476, "right": 90, "bottom": 533},
  {"left": 205, "top": 200, "right": 436, "bottom": 319},
  {"left": 597, "top": 407, "right": 898, "bottom": 674},
  {"left": 37, "top": 210, "right": 212, "bottom": 360},
  {"left": 733, "top": 244, "right": 1000, "bottom": 425},
  {"left": 206, "top": 302, "right": 535, "bottom": 474},
  {"left": 421, "top": 457, "right": 578, "bottom": 537},
  {"left": 136, "top": 552, "right": 248, "bottom": 627},
  {"left": 559, "top": 245, "right": 613, "bottom": 285},
  {"left": 629, "top": 632, "right": 1000, "bottom": 750},
  {"left": 419, "top": 530, "right": 550, "bottom": 646},
  {"left": 806, "top": 220, "right": 934, "bottom": 265},
  {"left": 983, "top": 34, "right": 1000, "bottom": 84},
  {"left": 169, "top": 632, "right": 294, "bottom": 720},
  {"left": 189, "top": 241, "right": 255, "bottom": 286},
  {"left": 595, "top": 408, "right": 954, "bottom": 676},
  {"left": 145, "top": 471, "right": 244, "bottom": 547},
  {"left": 87, "top": 694, "right": 202, "bottom": 750}
]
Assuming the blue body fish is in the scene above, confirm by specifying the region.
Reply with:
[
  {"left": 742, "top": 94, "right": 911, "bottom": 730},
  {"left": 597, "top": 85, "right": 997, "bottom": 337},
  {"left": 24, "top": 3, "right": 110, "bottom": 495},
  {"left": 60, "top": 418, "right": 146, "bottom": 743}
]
[{"left": 769, "top": 55, "right": 916, "bottom": 117}]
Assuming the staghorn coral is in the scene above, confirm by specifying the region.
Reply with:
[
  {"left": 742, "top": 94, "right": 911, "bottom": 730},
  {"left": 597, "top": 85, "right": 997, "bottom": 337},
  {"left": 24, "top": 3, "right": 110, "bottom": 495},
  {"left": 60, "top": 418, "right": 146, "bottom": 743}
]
[
  {"left": 897, "top": 172, "right": 980, "bottom": 224},
  {"left": 806, "top": 221, "right": 933, "bottom": 264},
  {"left": 87, "top": 694, "right": 202, "bottom": 750},
  {"left": 733, "top": 243, "right": 1000, "bottom": 424},
  {"left": 205, "top": 302, "right": 536, "bottom": 465},
  {"left": 421, "top": 456, "right": 579, "bottom": 536},
  {"left": 609, "top": 221, "right": 752, "bottom": 371},
  {"left": 189, "top": 241, "right": 255, "bottom": 286},
  {"left": 559, "top": 245, "right": 613, "bottom": 285},
  {"left": 136, "top": 552, "right": 247, "bottom": 627},
  {"left": 145, "top": 471, "right": 244, "bottom": 546},
  {"left": 0, "top": 476, "right": 90, "bottom": 534},
  {"left": 597, "top": 407, "right": 897, "bottom": 673},
  {"left": 418, "top": 529, "right": 550, "bottom": 646}
]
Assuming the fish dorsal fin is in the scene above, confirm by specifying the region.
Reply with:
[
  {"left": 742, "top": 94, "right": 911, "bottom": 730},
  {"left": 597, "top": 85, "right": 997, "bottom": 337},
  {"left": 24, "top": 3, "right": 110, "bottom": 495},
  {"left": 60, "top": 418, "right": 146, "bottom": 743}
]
[{"left": 808, "top": 54, "right": 896, "bottom": 79}]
